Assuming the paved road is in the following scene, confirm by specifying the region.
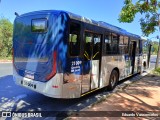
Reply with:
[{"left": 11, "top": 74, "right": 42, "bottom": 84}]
[
  {"left": 0, "top": 55, "right": 157, "bottom": 119},
  {"left": 0, "top": 75, "right": 108, "bottom": 119},
  {"left": 150, "top": 55, "right": 157, "bottom": 65},
  {"left": 0, "top": 63, "right": 12, "bottom": 77}
]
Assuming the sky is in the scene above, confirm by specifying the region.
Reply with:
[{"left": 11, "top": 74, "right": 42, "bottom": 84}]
[{"left": 0, "top": 0, "right": 159, "bottom": 41}]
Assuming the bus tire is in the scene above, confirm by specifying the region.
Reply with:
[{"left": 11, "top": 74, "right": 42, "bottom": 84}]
[{"left": 107, "top": 70, "right": 118, "bottom": 91}]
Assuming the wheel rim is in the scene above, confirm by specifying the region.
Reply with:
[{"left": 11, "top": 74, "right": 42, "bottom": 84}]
[{"left": 111, "top": 74, "right": 116, "bottom": 87}]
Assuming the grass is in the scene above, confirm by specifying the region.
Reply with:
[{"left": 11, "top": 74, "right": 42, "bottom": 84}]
[
  {"left": 0, "top": 56, "right": 12, "bottom": 61},
  {"left": 152, "top": 67, "right": 160, "bottom": 76}
]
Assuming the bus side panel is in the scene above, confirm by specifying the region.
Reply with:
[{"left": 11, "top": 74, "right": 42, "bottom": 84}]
[
  {"left": 52, "top": 13, "right": 82, "bottom": 98},
  {"left": 53, "top": 13, "right": 69, "bottom": 74},
  {"left": 134, "top": 56, "right": 138, "bottom": 73},
  {"left": 100, "top": 55, "right": 123, "bottom": 88},
  {"left": 62, "top": 57, "right": 83, "bottom": 98},
  {"left": 134, "top": 55, "right": 141, "bottom": 73},
  {"left": 100, "top": 54, "right": 139, "bottom": 88},
  {"left": 118, "top": 55, "right": 128, "bottom": 79}
]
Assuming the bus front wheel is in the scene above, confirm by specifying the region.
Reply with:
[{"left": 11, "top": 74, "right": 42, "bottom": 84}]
[{"left": 107, "top": 70, "right": 118, "bottom": 91}]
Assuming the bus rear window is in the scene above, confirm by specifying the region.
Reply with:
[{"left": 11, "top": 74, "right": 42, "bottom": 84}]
[{"left": 31, "top": 19, "right": 47, "bottom": 32}]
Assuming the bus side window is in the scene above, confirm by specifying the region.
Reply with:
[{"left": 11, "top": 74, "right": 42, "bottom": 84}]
[
  {"left": 119, "top": 36, "right": 129, "bottom": 54},
  {"left": 139, "top": 40, "right": 142, "bottom": 54},
  {"left": 69, "top": 23, "right": 80, "bottom": 56},
  {"left": 112, "top": 33, "right": 119, "bottom": 54},
  {"left": 105, "top": 33, "right": 119, "bottom": 55},
  {"left": 104, "top": 34, "right": 111, "bottom": 54},
  {"left": 124, "top": 36, "right": 129, "bottom": 54},
  {"left": 136, "top": 41, "right": 139, "bottom": 55},
  {"left": 119, "top": 36, "right": 124, "bottom": 54}
]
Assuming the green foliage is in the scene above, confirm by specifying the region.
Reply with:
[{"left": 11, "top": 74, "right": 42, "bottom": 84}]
[
  {"left": 119, "top": 0, "right": 160, "bottom": 36},
  {"left": 153, "top": 67, "right": 160, "bottom": 75},
  {"left": 155, "top": 67, "right": 160, "bottom": 72},
  {"left": 0, "top": 17, "right": 13, "bottom": 57},
  {"left": 151, "top": 41, "right": 158, "bottom": 54},
  {"left": 119, "top": 0, "right": 138, "bottom": 23}
]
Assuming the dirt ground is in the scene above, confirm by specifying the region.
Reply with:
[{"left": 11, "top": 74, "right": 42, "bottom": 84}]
[{"left": 68, "top": 74, "right": 160, "bottom": 120}]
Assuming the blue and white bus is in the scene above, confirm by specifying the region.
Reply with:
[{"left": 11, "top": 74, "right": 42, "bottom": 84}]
[{"left": 13, "top": 10, "right": 151, "bottom": 98}]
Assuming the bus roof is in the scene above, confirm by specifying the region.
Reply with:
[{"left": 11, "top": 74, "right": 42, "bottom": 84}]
[
  {"left": 17, "top": 10, "right": 141, "bottom": 39},
  {"left": 66, "top": 11, "right": 140, "bottom": 39}
]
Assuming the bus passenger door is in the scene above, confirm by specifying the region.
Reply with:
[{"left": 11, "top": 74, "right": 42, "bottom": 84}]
[
  {"left": 129, "top": 41, "right": 137, "bottom": 74},
  {"left": 91, "top": 34, "right": 101, "bottom": 90},
  {"left": 82, "top": 32, "right": 101, "bottom": 94}
]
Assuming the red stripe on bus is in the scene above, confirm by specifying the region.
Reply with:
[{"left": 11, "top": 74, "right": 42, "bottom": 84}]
[{"left": 46, "top": 51, "right": 57, "bottom": 80}]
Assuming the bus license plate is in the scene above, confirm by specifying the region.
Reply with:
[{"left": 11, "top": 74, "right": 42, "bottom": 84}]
[{"left": 22, "top": 80, "right": 36, "bottom": 89}]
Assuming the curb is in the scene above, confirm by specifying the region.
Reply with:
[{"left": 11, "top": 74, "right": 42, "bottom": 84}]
[
  {"left": 0, "top": 61, "right": 12, "bottom": 63},
  {"left": 88, "top": 69, "right": 153, "bottom": 109},
  {"left": 86, "top": 68, "right": 154, "bottom": 109},
  {"left": 61, "top": 68, "right": 154, "bottom": 120}
]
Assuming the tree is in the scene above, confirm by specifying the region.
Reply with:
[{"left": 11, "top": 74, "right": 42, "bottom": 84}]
[
  {"left": 152, "top": 42, "right": 158, "bottom": 54},
  {"left": 119, "top": 0, "right": 160, "bottom": 36},
  {"left": 119, "top": 0, "right": 160, "bottom": 68},
  {"left": 0, "top": 17, "right": 13, "bottom": 57}
]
